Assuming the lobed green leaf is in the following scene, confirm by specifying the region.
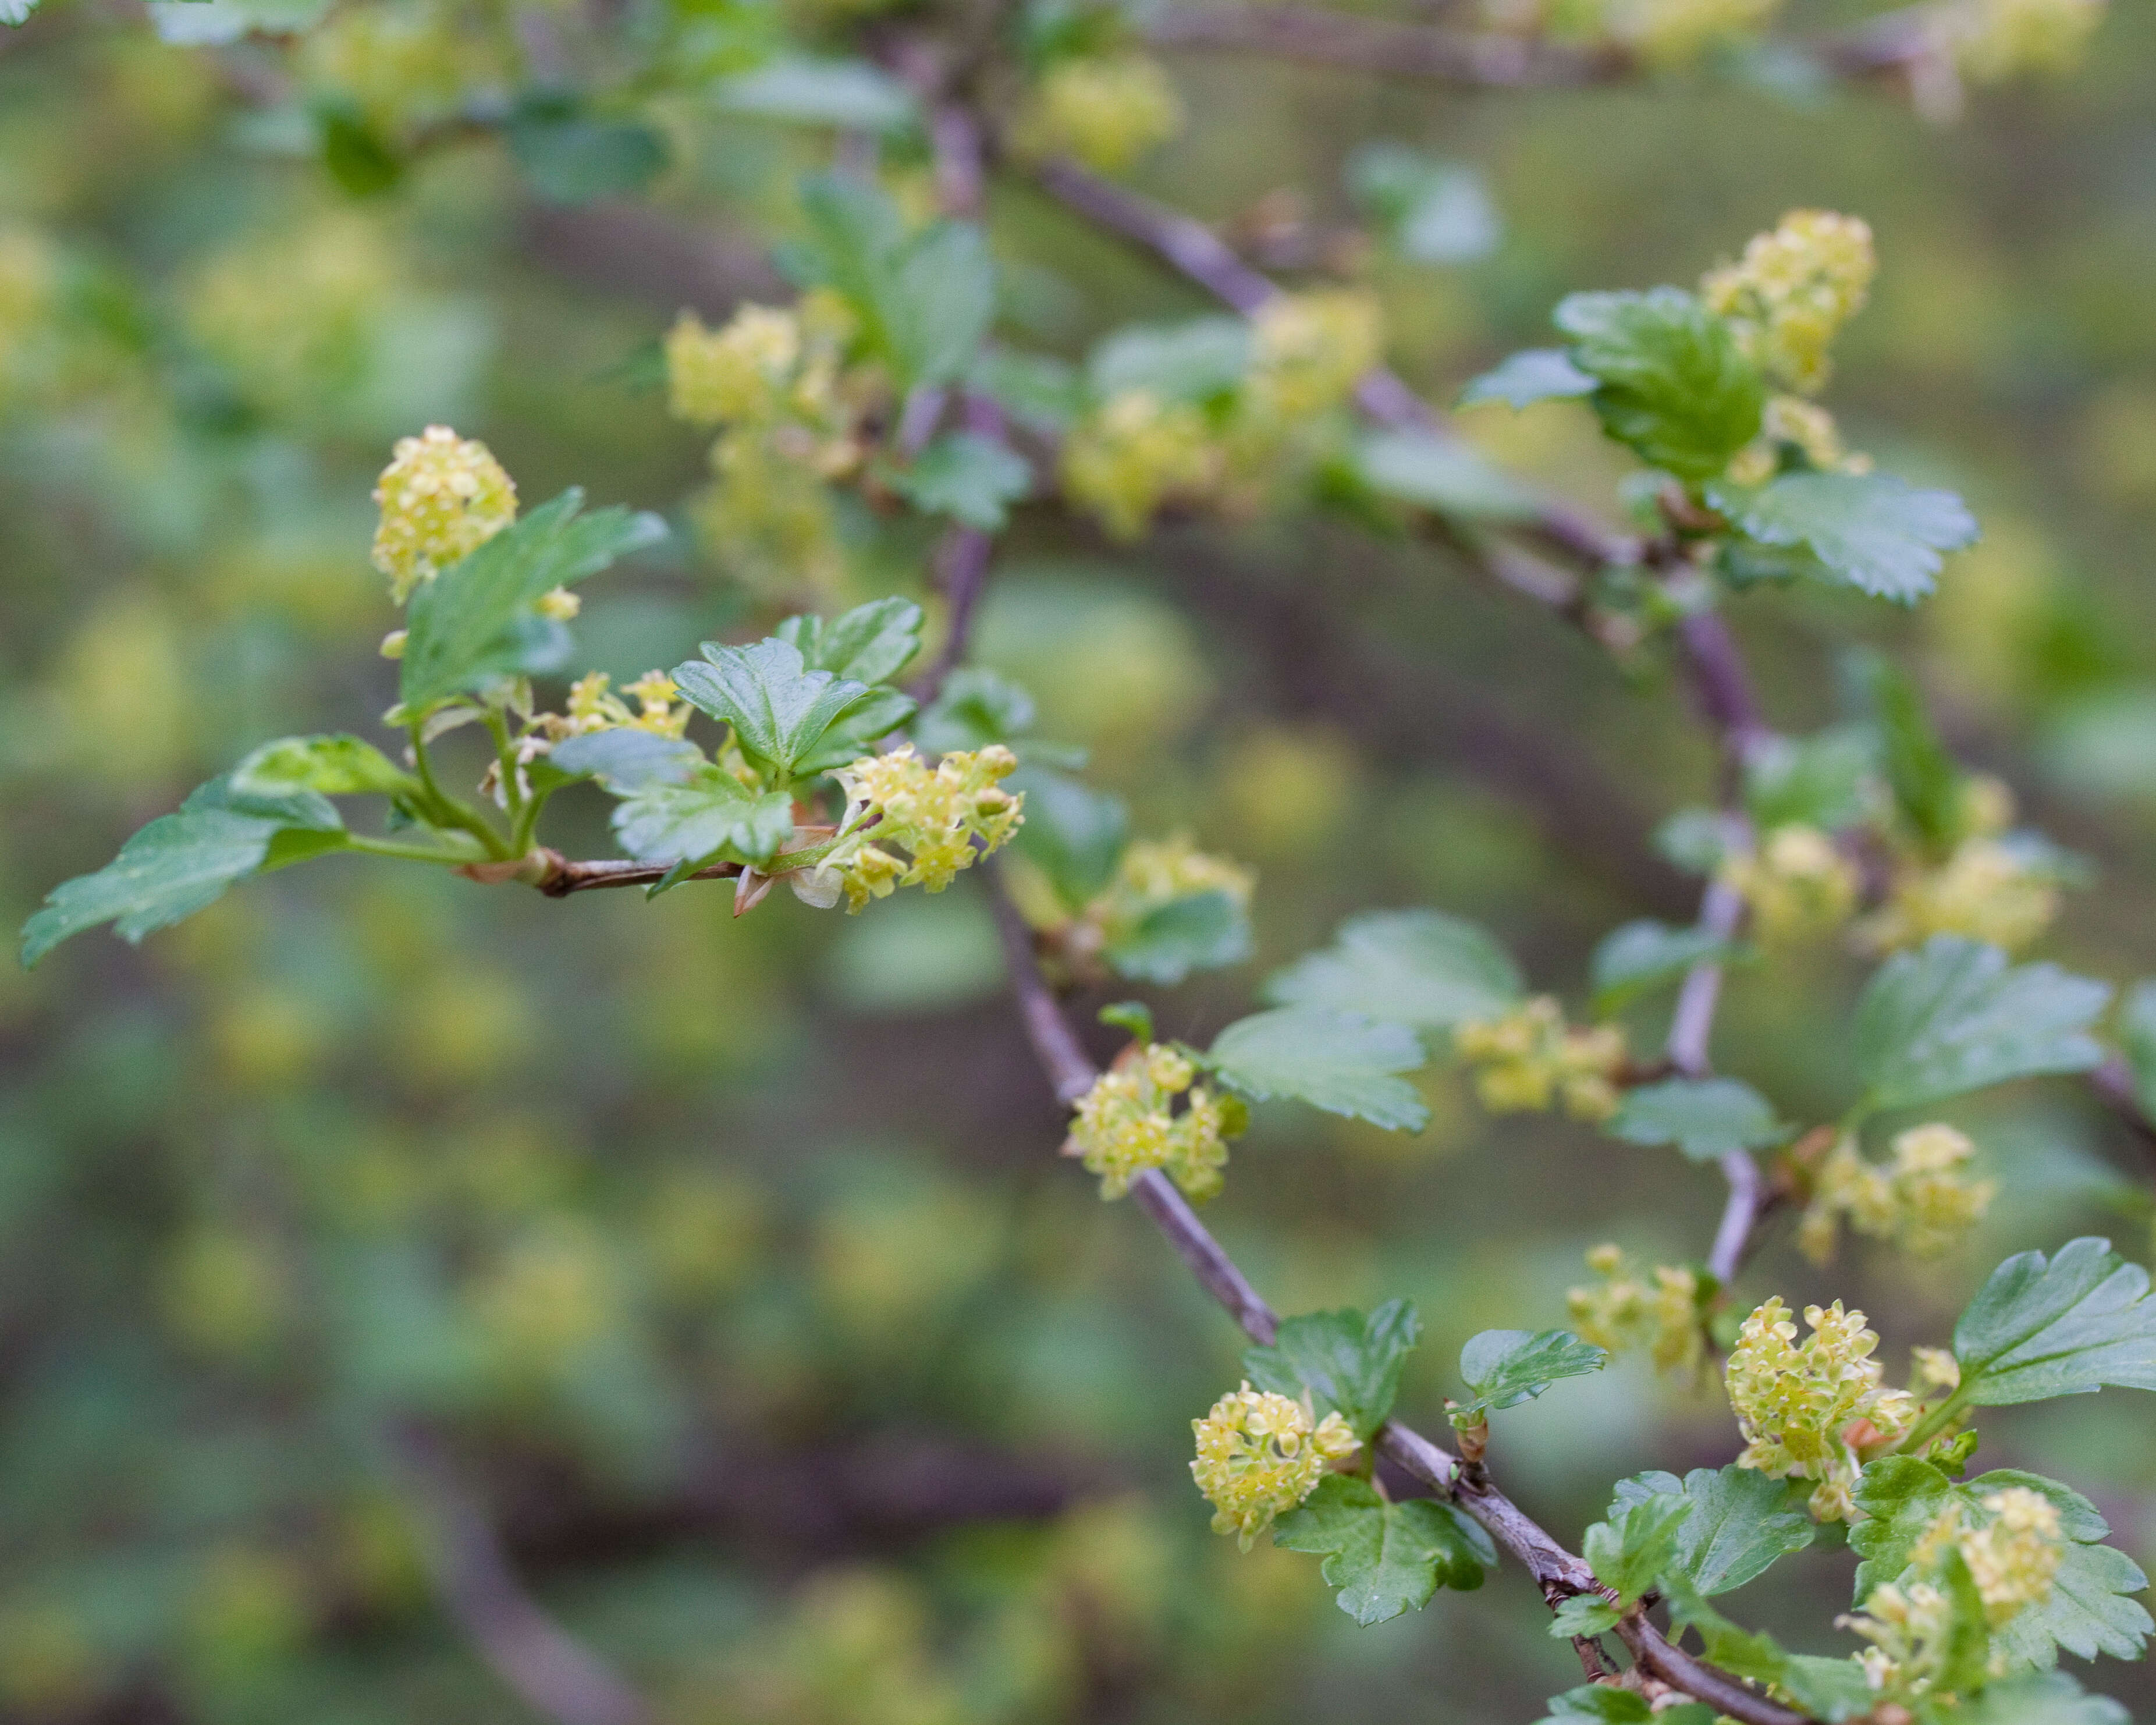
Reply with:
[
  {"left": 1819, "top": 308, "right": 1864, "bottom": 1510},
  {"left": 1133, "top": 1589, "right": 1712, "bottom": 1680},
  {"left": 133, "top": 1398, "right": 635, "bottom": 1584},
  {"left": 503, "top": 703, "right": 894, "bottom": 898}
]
[
  {"left": 1264, "top": 909, "right": 1522, "bottom": 1037},
  {"left": 1712, "top": 471, "right": 1978, "bottom": 604},
  {"left": 1553, "top": 287, "right": 1764, "bottom": 480},
  {"left": 1610, "top": 1466, "right": 1814, "bottom": 1597},
  {"left": 1952, "top": 1236, "right": 2156, "bottom": 1406},
  {"left": 1206, "top": 1007, "right": 1429, "bottom": 1131},
  {"left": 1243, "top": 1300, "right": 1421, "bottom": 1440},
  {"left": 1607, "top": 1077, "right": 1788, "bottom": 1162},
  {"left": 1456, "top": 1328, "right": 1605, "bottom": 1419},
  {"left": 1271, "top": 1475, "right": 1494, "bottom": 1625}
]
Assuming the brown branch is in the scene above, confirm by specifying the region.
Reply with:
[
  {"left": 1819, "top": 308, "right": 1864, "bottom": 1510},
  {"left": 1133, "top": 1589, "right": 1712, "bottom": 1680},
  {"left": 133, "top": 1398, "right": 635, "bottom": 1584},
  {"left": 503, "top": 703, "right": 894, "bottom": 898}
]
[{"left": 393, "top": 1428, "right": 651, "bottom": 1725}]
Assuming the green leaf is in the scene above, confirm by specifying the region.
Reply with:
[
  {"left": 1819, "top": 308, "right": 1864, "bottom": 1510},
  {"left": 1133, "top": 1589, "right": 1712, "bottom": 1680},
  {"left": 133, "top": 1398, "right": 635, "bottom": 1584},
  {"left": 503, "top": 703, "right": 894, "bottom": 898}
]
[
  {"left": 1743, "top": 726, "right": 1875, "bottom": 833},
  {"left": 1007, "top": 767, "right": 1127, "bottom": 906},
  {"left": 1607, "top": 1077, "right": 1788, "bottom": 1162},
  {"left": 1656, "top": 807, "right": 1734, "bottom": 875},
  {"left": 1459, "top": 347, "right": 1597, "bottom": 410},
  {"left": 316, "top": 102, "right": 404, "bottom": 197},
  {"left": 1713, "top": 472, "right": 1979, "bottom": 604},
  {"left": 775, "top": 596, "right": 925, "bottom": 686},
  {"left": 1580, "top": 1492, "right": 1693, "bottom": 1607},
  {"left": 1775, "top": 1655, "right": 1879, "bottom": 1722},
  {"left": 1662, "top": 1577, "right": 1809, "bottom": 1691},
  {"left": 1953, "top": 1673, "right": 2131, "bottom": 1725},
  {"left": 1553, "top": 288, "right": 1764, "bottom": 480},
  {"left": 399, "top": 491, "right": 666, "bottom": 711},
  {"left": 1536, "top": 1685, "right": 1710, "bottom": 1725},
  {"left": 2116, "top": 980, "right": 2156, "bottom": 1121},
  {"left": 232, "top": 734, "right": 420, "bottom": 799},
  {"left": 1952, "top": 1236, "right": 2156, "bottom": 1406},
  {"left": 1347, "top": 145, "right": 1500, "bottom": 265},
  {"left": 1855, "top": 936, "right": 2111, "bottom": 1110},
  {"left": 0, "top": 0, "right": 40, "bottom": 24},
  {"left": 1352, "top": 430, "right": 1543, "bottom": 523},
  {"left": 1589, "top": 920, "right": 1734, "bottom": 1014},
  {"left": 1456, "top": 1329, "right": 1605, "bottom": 1419},
  {"left": 1103, "top": 890, "right": 1251, "bottom": 985},
  {"left": 787, "top": 176, "right": 994, "bottom": 388},
  {"left": 1271, "top": 1475, "right": 1494, "bottom": 1625},
  {"left": 1207, "top": 1008, "right": 1429, "bottom": 1131},
  {"left": 21, "top": 778, "right": 347, "bottom": 967},
  {"left": 1242, "top": 1301, "right": 1421, "bottom": 1440},
  {"left": 1852, "top": 648, "right": 1963, "bottom": 849},
  {"left": 609, "top": 765, "right": 794, "bottom": 866},
  {"left": 914, "top": 668, "right": 1036, "bottom": 755},
  {"left": 506, "top": 95, "right": 669, "bottom": 203},
  {"left": 544, "top": 729, "right": 702, "bottom": 791},
  {"left": 671, "top": 637, "right": 875, "bottom": 787},
  {"left": 888, "top": 432, "right": 1033, "bottom": 530},
  {"left": 1545, "top": 1595, "right": 1624, "bottom": 1639},
  {"left": 1263, "top": 909, "right": 1523, "bottom": 1037},
  {"left": 969, "top": 348, "right": 1084, "bottom": 435},
  {"left": 1610, "top": 1467, "right": 1814, "bottom": 1596},
  {"left": 712, "top": 55, "right": 918, "bottom": 130},
  {"left": 1852, "top": 1458, "right": 2151, "bottom": 1669},
  {"left": 1087, "top": 315, "right": 1251, "bottom": 404}
]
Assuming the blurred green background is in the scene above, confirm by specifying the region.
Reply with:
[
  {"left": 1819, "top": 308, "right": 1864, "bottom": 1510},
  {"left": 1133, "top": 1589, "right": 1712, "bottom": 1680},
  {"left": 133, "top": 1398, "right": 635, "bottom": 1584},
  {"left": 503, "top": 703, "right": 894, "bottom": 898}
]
[{"left": 2, "top": 1, "right": 2155, "bottom": 1719}]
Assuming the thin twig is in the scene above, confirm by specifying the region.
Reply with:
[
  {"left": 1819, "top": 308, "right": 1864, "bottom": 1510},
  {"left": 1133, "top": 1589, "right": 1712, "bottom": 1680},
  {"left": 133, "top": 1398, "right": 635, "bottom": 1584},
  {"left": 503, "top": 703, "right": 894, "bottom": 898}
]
[{"left": 393, "top": 1427, "right": 651, "bottom": 1725}]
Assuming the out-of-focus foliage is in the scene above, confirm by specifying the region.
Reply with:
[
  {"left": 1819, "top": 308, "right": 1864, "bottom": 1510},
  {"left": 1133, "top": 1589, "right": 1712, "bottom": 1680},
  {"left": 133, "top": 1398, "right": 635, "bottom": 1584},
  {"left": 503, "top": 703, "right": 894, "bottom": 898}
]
[{"left": 2, "top": 0, "right": 2156, "bottom": 1717}]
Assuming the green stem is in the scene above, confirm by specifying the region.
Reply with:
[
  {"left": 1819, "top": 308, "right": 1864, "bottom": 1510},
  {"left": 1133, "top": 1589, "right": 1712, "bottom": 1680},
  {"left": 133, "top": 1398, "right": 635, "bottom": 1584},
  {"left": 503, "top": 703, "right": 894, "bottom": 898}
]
[
  {"left": 1895, "top": 1383, "right": 1973, "bottom": 1458},
  {"left": 346, "top": 832, "right": 491, "bottom": 866},
  {"left": 407, "top": 722, "right": 511, "bottom": 860},
  {"left": 484, "top": 708, "right": 524, "bottom": 824}
]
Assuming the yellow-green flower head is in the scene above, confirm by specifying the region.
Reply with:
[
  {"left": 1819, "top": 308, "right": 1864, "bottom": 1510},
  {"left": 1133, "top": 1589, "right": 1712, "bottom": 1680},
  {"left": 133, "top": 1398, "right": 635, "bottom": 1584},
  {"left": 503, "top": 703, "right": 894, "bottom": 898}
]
[
  {"left": 1727, "top": 1297, "right": 1918, "bottom": 1521},
  {"left": 825, "top": 746, "right": 1025, "bottom": 910},
  {"left": 1602, "top": 0, "right": 1784, "bottom": 63},
  {"left": 1727, "top": 395, "right": 1874, "bottom": 485},
  {"left": 1245, "top": 291, "right": 1384, "bottom": 422},
  {"left": 1191, "top": 1382, "right": 1358, "bottom": 1549},
  {"left": 1702, "top": 210, "right": 1876, "bottom": 395},
  {"left": 1957, "top": 0, "right": 2106, "bottom": 80},
  {"left": 1842, "top": 1486, "right": 2064, "bottom": 1701},
  {"left": 1068, "top": 1042, "right": 1248, "bottom": 1200},
  {"left": 1719, "top": 824, "right": 1860, "bottom": 946},
  {"left": 1455, "top": 996, "right": 1626, "bottom": 1122},
  {"left": 1567, "top": 1245, "right": 1705, "bottom": 1380},
  {"left": 1797, "top": 1124, "right": 1995, "bottom": 1265},
  {"left": 1061, "top": 389, "right": 1219, "bottom": 542},
  {"left": 1086, "top": 833, "right": 1255, "bottom": 952},
  {"left": 299, "top": 0, "right": 495, "bottom": 134},
  {"left": 665, "top": 305, "right": 804, "bottom": 428},
  {"left": 1014, "top": 54, "right": 1185, "bottom": 175},
  {"left": 1863, "top": 837, "right": 2061, "bottom": 957},
  {"left": 540, "top": 670, "right": 692, "bottom": 742},
  {"left": 370, "top": 424, "right": 518, "bottom": 604}
]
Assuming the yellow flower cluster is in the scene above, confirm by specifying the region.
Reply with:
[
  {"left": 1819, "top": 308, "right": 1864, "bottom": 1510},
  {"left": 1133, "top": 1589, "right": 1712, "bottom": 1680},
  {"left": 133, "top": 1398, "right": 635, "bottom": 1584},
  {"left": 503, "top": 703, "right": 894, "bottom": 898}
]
[
  {"left": 186, "top": 211, "right": 397, "bottom": 421},
  {"left": 1726, "top": 395, "right": 1874, "bottom": 485},
  {"left": 1454, "top": 997, "right": 1626, "bottom": 1122},
  {"left": 539, "top": 670, "right": 692, "bottom": 741},
  {"left": 1798, "top": 1124, "right": 1998, "bottom": 1265},
  {"left": 1566, "top": 1244, "right": 1706, "bottom": 1381},
  {"left": 1013, "top": 54, "right": 1185, "bottom": 175},
  {"left": 666, "top": 299, "right": 868, "bottom": 598},
  {"left": 1604, "top": 0, "right": 1783, "bottom": 65},
  {"left": 1060, "top": 389, "right": 1217, "bottom": 541},
  {"left": 825, "top": 746, "right": 1024, "bottom": 910},
  {"left": 1842, "top": 1486, "right": 2064, "bottom": 1701},
  {"left": 299, "top": 0, "right": 496, "bottom": 134},
  {"left": 1191, "top": 1382, "right": 1358, "bottom": 1549},
  {"left": 1865, "top": 837, "right": 2060, "bottom": 955},
  {"left": 1244, "top": 292, "right": 1383, "bottom": 424},
  {"left": 1085, "top": 833, "right": 1256, "bottom": 947},
  {"left": 1702, "top": 210, "right": 1877, "bottom": 395},
  {"left": 370, "top": 424, "right": 518, "bottom": 604},
  {"left": 1718, "top": 824, "right": 1861, "bottom": 945},
  {"left": 1955, "top": 0, "right": 2106, "bottom": 79},
  {"left": 1067, "top": 1043, "right": 1248, "bottom": 1200},
  {"left": 1726, "top": 1297, "right": 1917, "bottom": 1521}
]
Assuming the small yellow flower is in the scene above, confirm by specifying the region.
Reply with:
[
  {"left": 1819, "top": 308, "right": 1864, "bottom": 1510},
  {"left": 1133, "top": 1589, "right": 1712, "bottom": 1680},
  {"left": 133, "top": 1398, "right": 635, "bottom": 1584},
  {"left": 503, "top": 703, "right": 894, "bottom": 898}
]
[
  {"left": 1567, "top": 1245, "right": 1705, "bottom": 1380},
  {"left": 1244, "top": 291, "right": 1383, "bottom": 422},
  {"left": 1061, "top": 389, "right": 1219, "bottom": 541},
  {"left": 1718, "top": 824, "right": 1860, "bottom": 945},
  {"left": 1956, "top": 0, "right": 2105, "bottom": 79},
  {"left": 1798, "top": 1124, "right": 1995, "bottom": 1265},
  {"left": 371, "top": 424, "right": 518, "bottom": 604},
  {"left": 1726, "top": 1297, "right": 1917, "bottom": 1520},
  {"left": 1013, "top": 54, "right": 1185, "bottom": 174},
  {"left": 821, "top": 746, "right": 1025, "bottom": 910},
  {"left": 1191, "top": 1382, "right": 1358, "bottom": 1549},
  {"left": 1456, "top": 997, "right": 1626, "bottom": 1122},
  {"left": 539, "top": 669, "right": 692, "bottom": 741},
  {"left": 1862, "top": 837, "right": 2061, "bottom": 956},
  {"left": 535, "top": 585, "right": 581, "bottom": 622},
  {"left": 1067, "top": 1043, "right": 1248, "bottom": 1200},
  {"left": 1702, "top": 211, "right": 1876, "bottom": 395},
  {"left": 665, "top": 305, "right": 804, "bottom": 427}
]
